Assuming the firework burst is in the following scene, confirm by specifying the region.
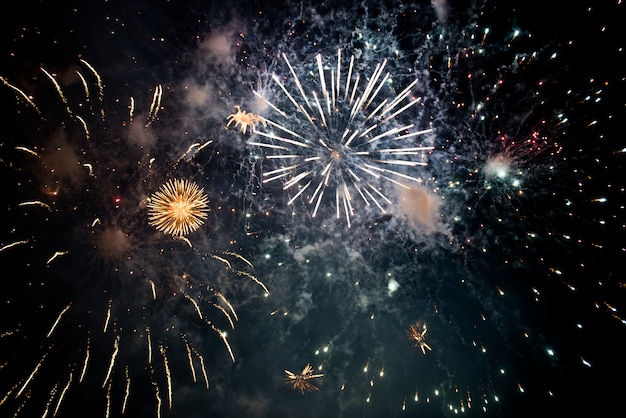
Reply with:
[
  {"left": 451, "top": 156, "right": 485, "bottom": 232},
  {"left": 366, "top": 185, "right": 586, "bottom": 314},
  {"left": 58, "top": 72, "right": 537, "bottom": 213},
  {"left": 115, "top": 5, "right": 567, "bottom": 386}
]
[
  {"left": 147, "top": 179, "right": 210, "bottom": 237},
  {"left": 284, "top": 363, "right": 324, "bottom": 394},
  {"left": 249, "top": 50, "right": 435, "bottom": 227}
]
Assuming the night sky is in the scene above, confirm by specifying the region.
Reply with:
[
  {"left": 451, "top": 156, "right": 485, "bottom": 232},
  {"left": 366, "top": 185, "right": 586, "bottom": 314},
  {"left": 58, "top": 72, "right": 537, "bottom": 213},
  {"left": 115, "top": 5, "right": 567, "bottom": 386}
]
[{"left": 1, "top": 1, "right": 624, "bottom": 417}]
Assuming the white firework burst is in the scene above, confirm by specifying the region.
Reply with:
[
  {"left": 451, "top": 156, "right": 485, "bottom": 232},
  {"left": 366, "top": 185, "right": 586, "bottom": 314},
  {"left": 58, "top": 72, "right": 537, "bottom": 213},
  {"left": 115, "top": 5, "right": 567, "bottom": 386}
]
[{"left": 250, "top": 50, "right": 434, "bottom": 227}]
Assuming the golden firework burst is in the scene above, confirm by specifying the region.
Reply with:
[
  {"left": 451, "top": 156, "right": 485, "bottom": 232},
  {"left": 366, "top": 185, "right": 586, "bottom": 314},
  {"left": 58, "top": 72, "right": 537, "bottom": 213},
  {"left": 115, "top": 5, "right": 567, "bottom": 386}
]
[
  {"left": 284, "top": 363, "right": 324, "bottom": 394},
  {"left": 147, "top": 179, "right": 209, "bottom": 236}
]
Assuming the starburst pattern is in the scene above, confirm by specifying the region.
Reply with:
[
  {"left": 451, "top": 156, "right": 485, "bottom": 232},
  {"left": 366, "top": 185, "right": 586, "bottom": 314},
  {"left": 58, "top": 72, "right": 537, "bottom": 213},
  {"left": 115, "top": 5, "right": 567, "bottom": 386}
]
[
  {"left": 406, "top": 322, "right": 432, "bottom": 355},
  {"left": 250, "top": 51, "right": 434, "bottom": 226},
  {"left": 147, "top": 179, "right": 209, "bottom": 236},
  {"left": 284, "top": 363, "right": 324, "bottom": 394}
]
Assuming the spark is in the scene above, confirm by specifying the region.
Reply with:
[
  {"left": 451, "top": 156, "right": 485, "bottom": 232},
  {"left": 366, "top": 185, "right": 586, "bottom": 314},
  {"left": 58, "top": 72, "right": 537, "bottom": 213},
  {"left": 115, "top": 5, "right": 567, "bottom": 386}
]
[
  {"left": 0, "top": 76, "right": 40, "bottom": 114},
  {"left": 0, "top": 240, "right": 28, "bottom": 253},
  {"left": 211, "top": 254, "right": 232, "bottom": 269},
  {"left": 19, "top": 200, "right": 52, "bottom": 211},
  {"left": 46, "top": 304, "right": 71, "bottom": 338},
  {"left": 146, "top": 84, "right": 163, "bottom": 127},
  {"left": 250, "top": 50, "right": 433, "bottom": 226},
  {"left": 233, "top": 269, "right": 270, "bottom": 295},
  {"left": 14, "top": 146, "right": 41, "bottom": 158},
  {"left": 16, "top": 354, "right": 46, "bottom": 399},
  {"left": 222, "top": 250, "right": 254, "bottom": 268},
  {"left": 79, "top": 59, "right": 104, "bottom": 110},
  {"left": 175, "top": 140, "right": 213, "bottom": 166},
  {"left": 148, "top": 279, "right": 157, "bottom": 300},
  {"left": 146, "top": 326, "right": 153, "bottom": 364},
  {"left": 83, "top": 163, "right": 94, "bottom": 176},
  {"left": 102, "top": 336, "right": 120, "bottom": 389},
  {"left": 147, "top": 179, "right": 209, "bottom": 236},
  {"left": 40, "top": 67, "right": 72, "bottom": 116},
  {"left": 184, "top": 293, "right": 203, "bottom": 319},
  {"left": 159, "top": 345, "right": 172, "bottom": 410},
  {"left": 183, "top": 338, "right": 197, "bottom": 383},
  {"left": 46, "top": 251, "right": 68, "bottom": 265},
  {"left": 103, "top": 299, "right": 112, "bottom": 333},
  {"left": 41, "top": 382, "right": 58, "bottom": 418},
  {"left": 53, "top": 373, "right": 72, "bottom": 417},
  {"left": 284, "top": 363, "right": 324, "bottom": 394},
  {"left": 79, "top": 339, "right": 90, "bottom": 383},
  {"left": 121, "top": 367, "right": 130, "bottom": 415}
]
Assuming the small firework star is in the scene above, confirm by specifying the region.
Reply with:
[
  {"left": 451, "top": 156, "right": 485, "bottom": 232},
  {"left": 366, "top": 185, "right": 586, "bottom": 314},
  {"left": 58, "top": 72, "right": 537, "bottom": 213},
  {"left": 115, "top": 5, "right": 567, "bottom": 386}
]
[
  {"left": 406, "top": 322, "right": 432, "bottom": 355},
  {"left": 284, "top": 363, "right": 324, "bottom": 394},
  {"left": 226, "top": 105, "right": 266, "bottom": 134}
]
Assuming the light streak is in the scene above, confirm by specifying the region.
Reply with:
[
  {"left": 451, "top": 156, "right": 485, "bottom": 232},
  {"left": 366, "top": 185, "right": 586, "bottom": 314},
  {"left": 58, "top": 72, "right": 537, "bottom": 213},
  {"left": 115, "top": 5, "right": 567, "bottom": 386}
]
[
  {"left": 14, "top": 146, "right": 41, "bottom": 158},
  {"left": 79, "top": 59, "right": 104, "bottom": 111},
  {"left": 222, "top": 251, "right": 254, "bottom": 268},
  {"left": 146, "top": 326, "right": 153, "bottom": 364},
  {"left": 0, "top": 76, "right": 41, "bottom": 114},
  {"left": 40, "top": 67, "right": 72, "bottom": 116},
  {"left": 41, "top": 382, "right": 58, "bottom": 418},
  {"left": 47, "top": 303, "right": 71, "bottom": 338},
  {"left": 175, "top": 140, "right": 213, "bottom": 166},
  {"left": 159, "top": 345, "right": 172, "bottom": 409},
  {"left": 183, "top": 339, "right": 197, "bottom": 383},
  {"left": 184, "top": 293, "right": 203, "bottom": 319},
  {"left": 102, "top": 336, "right": 120, "bottom": 388},
  {"left": 16, "top": 354, "right": 46, "bottom": 399},
  {"left": 0, "top": 240, "right": 28, "bottom": 253},
  {"left": 46, "top": 251, "right": 68, "bottom": 265},
  {"left": 53, "top": 373, "right": 72, "bottom": 417},
  {"left": 19, "top": 200, "right": 52, "bottom": 211},
  {"left": 103, "top": 299, "right": 112, "bottom": 333},
  {"left": 234, "top": 269, "right": 270, "bottom": 295},
  {"left": 148, "top": 279, "right": 157, "bottom": 300},
  {"left": 121, "top": 366, "right": 130, "bottom": 415},
  {"left": 79, "top": 339, "right": 90, "bottom": 383},
  {"left": 146, "top": 84, "right": 162, "bottom": 127}
]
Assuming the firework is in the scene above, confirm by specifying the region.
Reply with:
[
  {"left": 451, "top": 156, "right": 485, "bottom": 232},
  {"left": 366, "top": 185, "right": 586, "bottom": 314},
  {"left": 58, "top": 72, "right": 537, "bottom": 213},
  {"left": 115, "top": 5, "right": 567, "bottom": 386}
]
[
  {"left": 284, "top": 363, "right": 324, "bottom": 394},
  {"left": 406, "top": 322, "right": 432, "bottom": 355},
  {"left": 226, "top": 105, "right": 267, "bottom": 134},
  {"left": 249, "top": 50, "right": 434, "bottom": 227},
  {"left": 147, "top": 178, "right": 210, "bottom": 236},
  {"left": 0, "top": 58, "right": 267, "bottom": 418}
]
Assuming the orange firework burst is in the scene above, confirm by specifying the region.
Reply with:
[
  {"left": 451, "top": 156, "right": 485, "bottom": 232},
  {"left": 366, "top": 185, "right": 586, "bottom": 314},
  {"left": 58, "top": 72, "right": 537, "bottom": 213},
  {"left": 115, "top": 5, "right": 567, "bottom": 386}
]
[
  {"left": 406, "top": 322, "right": 432, "bottom": 355},
  {"left": 147, "top": 179, "right": 209, "bottom": 236},
  {"left": 284, "top": 363, "right": 324, "bottom": 394}
]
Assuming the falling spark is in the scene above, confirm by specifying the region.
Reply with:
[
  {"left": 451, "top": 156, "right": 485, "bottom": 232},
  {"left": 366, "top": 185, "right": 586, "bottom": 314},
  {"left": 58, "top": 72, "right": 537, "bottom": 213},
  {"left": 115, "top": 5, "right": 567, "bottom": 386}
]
[
  {"left": 102, "top": 336, "right": 120, "bottom": 388},
  {"left": 46, "top": 304, "right": 71, "bottom": 338},
  {"left": 46, "top": 251, "right": 68, "bottom": 265},
  {"left": 52, "top": 373, "right": 72, "bottom": 417},
  {"left": 0, "top": 240, "right": 29, "bottom": 253},
  {"left": 79, "top": 339, "right": 90, "bottom": 383},
  {"left": 19, "top": 201, "right": 52, "bottom": 211},
  {"left": 0, "top": 76, "right": 41, "bottom": 114},
  {"left": 121, "top": 367, "right": 130, "bottom": 415},
  {"left": 160, "top": 345, "right": 173, "bottom": 409}
]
